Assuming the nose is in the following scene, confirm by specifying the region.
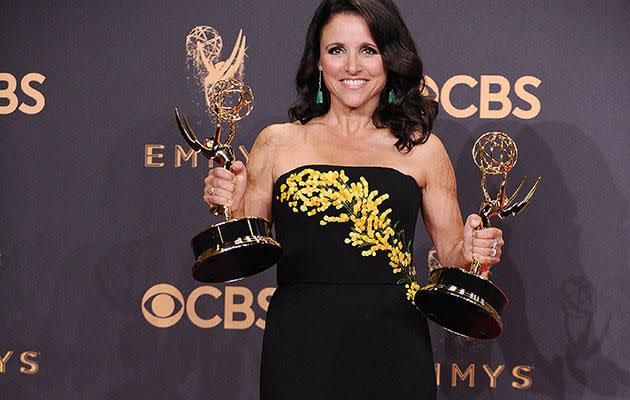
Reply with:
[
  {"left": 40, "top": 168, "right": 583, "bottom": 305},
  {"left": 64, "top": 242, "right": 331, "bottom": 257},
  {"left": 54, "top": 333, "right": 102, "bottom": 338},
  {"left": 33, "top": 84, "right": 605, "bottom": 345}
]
[{"left": 345, "top": 52, "right": 362, "bottom": 74}]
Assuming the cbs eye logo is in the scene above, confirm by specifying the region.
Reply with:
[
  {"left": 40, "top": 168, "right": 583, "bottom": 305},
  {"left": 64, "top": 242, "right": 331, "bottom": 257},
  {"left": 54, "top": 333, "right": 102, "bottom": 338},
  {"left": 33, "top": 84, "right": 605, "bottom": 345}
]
[
  {"left": 0, "top": 73, "right": 46, "bottom": 115},
  {"left": 141, "top": 283, "right": 274, "bottom": 329},
  {"left": 141, "top": 283, "right": 186, "bottom": 328}
]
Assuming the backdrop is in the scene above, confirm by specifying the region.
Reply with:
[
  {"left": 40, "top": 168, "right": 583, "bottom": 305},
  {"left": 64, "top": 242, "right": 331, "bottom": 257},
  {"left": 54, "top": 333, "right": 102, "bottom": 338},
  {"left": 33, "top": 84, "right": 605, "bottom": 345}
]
[{"left": 2, "top": 1, "right": 629, "bottom": 399}]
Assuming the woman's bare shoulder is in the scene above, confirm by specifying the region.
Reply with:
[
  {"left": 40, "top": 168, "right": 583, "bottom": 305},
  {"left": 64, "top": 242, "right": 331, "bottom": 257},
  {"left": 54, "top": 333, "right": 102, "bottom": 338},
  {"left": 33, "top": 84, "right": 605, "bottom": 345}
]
[
  {"left": 405, "top": 131, "right": 449, "bottom": 165},
  {"left": 404, "top": 132, "right": 452, "bottom": 187},
  {"left": 418, "top": 131, "right": 446, "bottom": 152},
  {"left": 254, "top": 122, "right": 303, "bottom": 150}
]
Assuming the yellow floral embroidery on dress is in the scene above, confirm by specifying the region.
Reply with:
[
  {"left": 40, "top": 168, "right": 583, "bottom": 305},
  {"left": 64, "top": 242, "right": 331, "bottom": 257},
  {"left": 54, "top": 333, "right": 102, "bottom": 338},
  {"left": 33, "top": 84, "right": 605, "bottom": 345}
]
[{"left": 277, "top": 168, "right": 420, "bottom": 304}]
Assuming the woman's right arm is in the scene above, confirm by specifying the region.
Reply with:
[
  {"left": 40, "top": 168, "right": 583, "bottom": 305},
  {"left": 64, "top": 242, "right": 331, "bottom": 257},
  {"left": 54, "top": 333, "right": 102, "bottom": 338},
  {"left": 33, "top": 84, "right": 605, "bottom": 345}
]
[{"left": 203, "top": 125, "right": 278, "bottom": 220}]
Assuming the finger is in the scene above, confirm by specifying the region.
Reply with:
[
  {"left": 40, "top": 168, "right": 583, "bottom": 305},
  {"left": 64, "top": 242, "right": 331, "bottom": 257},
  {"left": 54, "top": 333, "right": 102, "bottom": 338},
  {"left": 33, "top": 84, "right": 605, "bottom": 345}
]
[
  {"left": 205, "top": 186, "right": 234, "bottom": 199},
  {"left": 472, "top": 251, "right": 501, "bottom": 265},
  {"left": 206, "top": 177, "right": 236, "bottom": 193},
  {"left": 231, "top": 160, "right": 247, "bottom": 175},
  {"left": 210, "top": 167, "right": 236, "bottom": 180},
  {"left": 203, "top": 194, "right": 222, "bottom": 208},
  {"left": 473, "top": 245, "right": 502, "bottom": 257},
  {"left": 472, "top": 237, "right": 501, "bottom": 249},
  {"left": 205, "top": 171, "right": 237, "bottom": 188},
  {"left": 203, "top": 193, "right": 220, "bottom": 207},
  {"left": 465, "top": 214, "right": 482, "bottom": 229},
  {"left": 473, "top": 227, "right": 503, "bottom": 240},
  {"left": 204, "top": 172, "right": 234, "bottom": 188},
  {"left": 204, "top": 194, "right": 234, "bottom": 208}
]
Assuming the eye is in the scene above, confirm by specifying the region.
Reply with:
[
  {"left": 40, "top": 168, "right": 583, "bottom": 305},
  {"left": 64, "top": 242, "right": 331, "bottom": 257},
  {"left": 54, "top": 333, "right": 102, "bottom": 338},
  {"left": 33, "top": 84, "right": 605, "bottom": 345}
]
[
  {"left": 328, "top": 46, "right": 344, "bottom": 55},
  {"left": 142, "top": 284, "right": 185, "bottom": 328},
  {"left": 362, "top": 46, "right": 379, "bottom": 55}
]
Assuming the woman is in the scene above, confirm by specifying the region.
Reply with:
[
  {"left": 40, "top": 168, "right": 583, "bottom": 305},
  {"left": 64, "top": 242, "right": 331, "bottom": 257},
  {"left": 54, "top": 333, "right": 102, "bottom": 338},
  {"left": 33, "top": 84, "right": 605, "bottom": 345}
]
[{"left": 203, "top": 0, "right": 504, "bottom": 398}]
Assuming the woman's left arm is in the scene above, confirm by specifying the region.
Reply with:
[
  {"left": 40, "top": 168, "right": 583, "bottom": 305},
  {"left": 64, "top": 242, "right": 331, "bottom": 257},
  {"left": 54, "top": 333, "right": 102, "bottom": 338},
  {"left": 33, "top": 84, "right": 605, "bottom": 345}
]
[{"left": 419, "top": 135, "right": 504, "bottom": 271}]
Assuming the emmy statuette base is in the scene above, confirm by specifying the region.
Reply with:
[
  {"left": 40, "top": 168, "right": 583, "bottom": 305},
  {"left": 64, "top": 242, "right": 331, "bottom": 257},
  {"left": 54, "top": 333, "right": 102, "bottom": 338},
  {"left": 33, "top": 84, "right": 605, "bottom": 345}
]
[
  {"left": 415, "top": 267, "right": 509, "bottom": 340},
  {"left": 191, "top": 217, "right": 282, "bottom": 283}
]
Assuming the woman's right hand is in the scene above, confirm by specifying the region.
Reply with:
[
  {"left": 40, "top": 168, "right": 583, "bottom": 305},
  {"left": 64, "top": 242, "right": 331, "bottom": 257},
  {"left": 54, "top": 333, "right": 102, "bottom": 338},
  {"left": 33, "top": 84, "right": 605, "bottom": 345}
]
[{"left": 203, "top": 160, "right": 248, "bottom": 212}]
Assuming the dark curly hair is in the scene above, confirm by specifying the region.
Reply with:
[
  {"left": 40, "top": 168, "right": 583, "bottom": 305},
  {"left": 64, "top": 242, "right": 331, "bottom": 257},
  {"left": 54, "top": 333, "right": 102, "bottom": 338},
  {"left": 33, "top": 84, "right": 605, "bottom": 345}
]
[{"left": 288, "top": 0, "right": 438, "bottom": 152}]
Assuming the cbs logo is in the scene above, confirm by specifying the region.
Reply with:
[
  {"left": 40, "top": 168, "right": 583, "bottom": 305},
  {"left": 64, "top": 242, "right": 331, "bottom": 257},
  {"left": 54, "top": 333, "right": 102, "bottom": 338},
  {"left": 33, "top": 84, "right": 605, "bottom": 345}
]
[
  {"left": 424, "top": 74, "right": 541, "bottom": 119},
  {"left": 0, "top": 72, "right": 46, "bottom": 115},
  {"left": 141, "top": 283, "right": 275, "bottom": 329}
]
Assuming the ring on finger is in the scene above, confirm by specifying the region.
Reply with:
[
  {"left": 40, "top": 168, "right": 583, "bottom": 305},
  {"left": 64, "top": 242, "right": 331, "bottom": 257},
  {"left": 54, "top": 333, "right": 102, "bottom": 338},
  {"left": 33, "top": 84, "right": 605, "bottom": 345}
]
[
  {"left": 492, "top": 239, "right": 499, "bottom": 249},
  {"left": 207, "top": 186, "right": 215, "bottom": 196},
  {"left": 490, "top": 247, "right": 497, "bottom": 257}
]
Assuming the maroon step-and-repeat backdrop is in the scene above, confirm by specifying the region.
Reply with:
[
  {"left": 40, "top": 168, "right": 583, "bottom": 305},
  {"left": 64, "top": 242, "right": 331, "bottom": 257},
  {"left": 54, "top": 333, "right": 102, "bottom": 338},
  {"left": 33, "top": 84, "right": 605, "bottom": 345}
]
[{"left": 2, "top": 1, "right": 629, "bottom": 399}]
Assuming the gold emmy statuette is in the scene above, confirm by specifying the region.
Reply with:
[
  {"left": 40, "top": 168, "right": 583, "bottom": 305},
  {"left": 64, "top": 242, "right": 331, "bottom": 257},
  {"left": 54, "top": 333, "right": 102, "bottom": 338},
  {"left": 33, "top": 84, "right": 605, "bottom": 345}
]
[
  {"left": 415, "top": 131, "right": 541, "bottom": 339},
  {"left": 175, "top": 78, "right": 282, "bottom": 283}
]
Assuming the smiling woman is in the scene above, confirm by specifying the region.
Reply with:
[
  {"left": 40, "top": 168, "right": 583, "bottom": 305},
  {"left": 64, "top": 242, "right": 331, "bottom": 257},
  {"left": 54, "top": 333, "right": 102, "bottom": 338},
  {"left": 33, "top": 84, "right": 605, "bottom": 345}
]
[
  {"left": 318, "top": 13, "right": 386, "bottom": 109},
  {"left": 289, "top": 0, "right": 438, "bottom": 152},
  {"left": 201, "top": 0, "right": 506, "bottom": 399}
]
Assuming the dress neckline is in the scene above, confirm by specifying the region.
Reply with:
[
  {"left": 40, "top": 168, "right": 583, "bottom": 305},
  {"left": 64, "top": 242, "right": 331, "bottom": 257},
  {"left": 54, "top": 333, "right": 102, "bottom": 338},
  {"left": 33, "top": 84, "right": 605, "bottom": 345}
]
[{"left": 273, "top": 164, "right": 421, "bottom": 192}]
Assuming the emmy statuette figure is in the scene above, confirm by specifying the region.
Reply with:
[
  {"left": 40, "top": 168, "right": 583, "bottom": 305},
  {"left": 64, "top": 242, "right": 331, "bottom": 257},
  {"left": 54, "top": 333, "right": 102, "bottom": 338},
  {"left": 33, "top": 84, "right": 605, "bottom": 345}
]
[
  {"left": 415, "top": 131, "right": 541, "bottom": 339},
  {"left": 175, "top": 78, "right": 282, "bottom": 283}
]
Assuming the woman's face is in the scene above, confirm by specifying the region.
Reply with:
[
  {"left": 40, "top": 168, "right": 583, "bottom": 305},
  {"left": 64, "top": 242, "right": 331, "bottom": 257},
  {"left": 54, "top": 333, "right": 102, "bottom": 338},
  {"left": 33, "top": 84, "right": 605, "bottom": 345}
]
[{"left": 319, "top": 13, "right": 386, "bottom": 110}]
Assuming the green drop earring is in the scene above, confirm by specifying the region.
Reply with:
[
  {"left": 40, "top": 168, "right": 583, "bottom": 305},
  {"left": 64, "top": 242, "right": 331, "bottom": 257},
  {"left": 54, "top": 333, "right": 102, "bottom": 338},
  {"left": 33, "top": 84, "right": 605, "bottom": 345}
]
[
  {"left": 316, "top": 69, "right": 324, "bottom": 104},
  {"left": 387, "top": 89, "right": 396, "bottom": 104}
]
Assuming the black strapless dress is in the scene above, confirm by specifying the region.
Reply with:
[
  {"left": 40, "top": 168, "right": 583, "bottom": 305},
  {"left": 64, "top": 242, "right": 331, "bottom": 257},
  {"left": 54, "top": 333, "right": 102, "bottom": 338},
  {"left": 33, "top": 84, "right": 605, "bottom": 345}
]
[{"left": 261, "top": 165, "right": 436, "bottom": 399}]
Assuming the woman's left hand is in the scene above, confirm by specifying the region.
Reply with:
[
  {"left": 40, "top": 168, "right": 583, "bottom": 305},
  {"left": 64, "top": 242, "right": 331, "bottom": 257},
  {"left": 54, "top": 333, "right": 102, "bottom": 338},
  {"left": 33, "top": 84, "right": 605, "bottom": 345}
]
[{"left": 462, "top": 214, "right": 504, "bottom": 269}]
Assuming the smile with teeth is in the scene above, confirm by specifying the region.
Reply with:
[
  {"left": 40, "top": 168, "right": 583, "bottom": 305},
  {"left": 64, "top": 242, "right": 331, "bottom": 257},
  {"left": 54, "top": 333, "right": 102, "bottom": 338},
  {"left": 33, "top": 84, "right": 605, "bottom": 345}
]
[{"left": 341, "top": 79, "right": 368, "bottom": 89}]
